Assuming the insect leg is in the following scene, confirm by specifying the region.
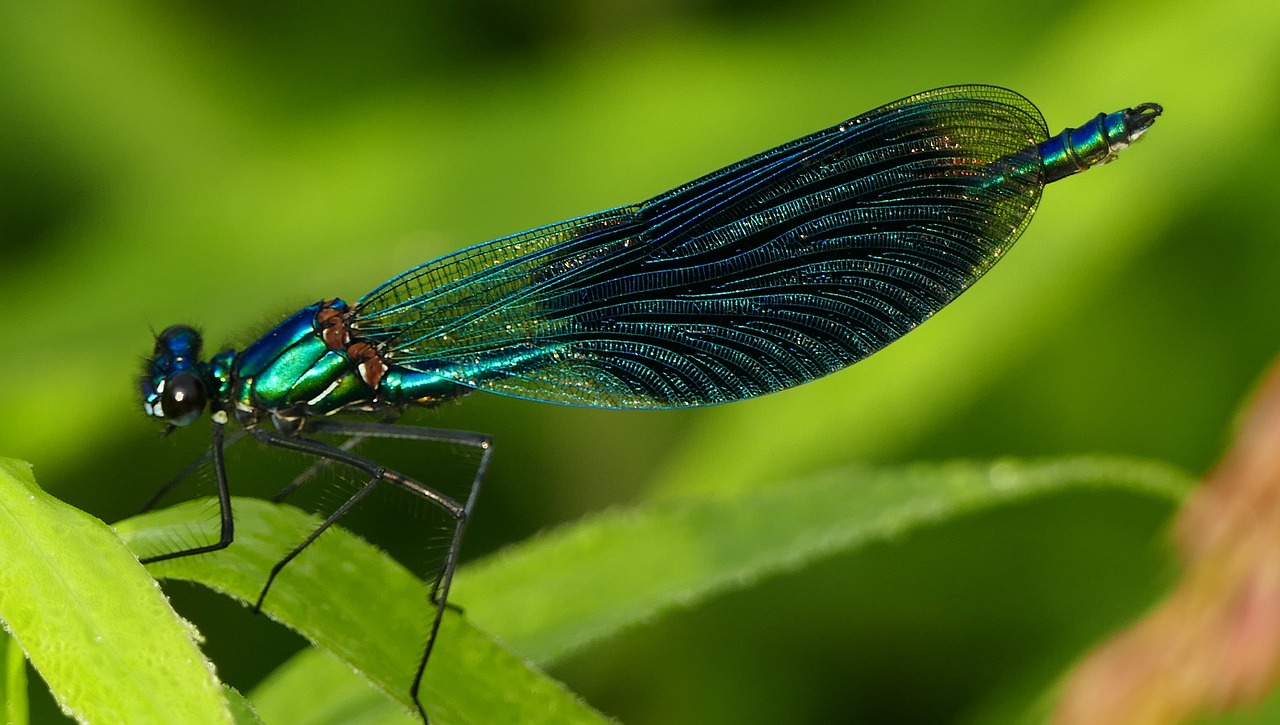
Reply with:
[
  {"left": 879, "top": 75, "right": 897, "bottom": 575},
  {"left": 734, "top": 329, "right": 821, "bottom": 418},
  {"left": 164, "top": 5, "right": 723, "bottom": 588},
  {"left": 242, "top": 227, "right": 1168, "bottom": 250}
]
[
  {"left": 269, "top": 415, "right": 400, "bottom": 502},
  {"left": 269, "top": 434, "right": 367, "bottom": 503},
  {"left": 304, "top": 420, "right": 491, "bottom": 605},
  {"left": 139, "top": 422, "right": 236, "bottom": 563},
  {"left": 138, "top": 428, "right": 247, "bottom": 513},
  {"left": 251, "top": 422, "right": 491, "bottom": 724}
]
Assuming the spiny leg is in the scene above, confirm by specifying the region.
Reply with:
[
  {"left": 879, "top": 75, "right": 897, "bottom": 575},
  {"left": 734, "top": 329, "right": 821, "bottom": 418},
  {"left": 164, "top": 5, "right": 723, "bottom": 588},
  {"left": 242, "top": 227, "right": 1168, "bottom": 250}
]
[
  {"left": 306, "top": 420, "right": 492, "bottom": 594},
  {"left": 249, "top": 426, "right": 469, "bottom": 513},
  {"left": 139, "top": 428, "right": 247, "bottom": 513},
  {"left": 252, "top": 421, "right": 491, "bottom": 723},
  {"left": 139, "top": 422, "right": 236, "bottom": 564},
  {"left": 270, "top": 413, "right": 402, "bottom": 503},
  {"left": 269, "top": 433, "right": 368, "bottom": 503},
  {"left": 251, "top": 471, "right": 382, "bottom": 613}
]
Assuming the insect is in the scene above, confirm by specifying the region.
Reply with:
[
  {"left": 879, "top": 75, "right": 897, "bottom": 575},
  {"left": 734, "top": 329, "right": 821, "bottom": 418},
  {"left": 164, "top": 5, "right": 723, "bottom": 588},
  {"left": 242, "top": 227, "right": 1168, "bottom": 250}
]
[{"left": 138, "top": 85, "right": 1160, "bottom": 721}]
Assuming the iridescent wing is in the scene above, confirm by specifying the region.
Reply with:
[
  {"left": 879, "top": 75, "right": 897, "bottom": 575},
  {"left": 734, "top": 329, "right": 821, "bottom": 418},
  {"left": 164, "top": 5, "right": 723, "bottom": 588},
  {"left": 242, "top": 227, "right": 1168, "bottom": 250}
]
[{"left": 353, "top": 85, "right": 1050, "bottom": 409}]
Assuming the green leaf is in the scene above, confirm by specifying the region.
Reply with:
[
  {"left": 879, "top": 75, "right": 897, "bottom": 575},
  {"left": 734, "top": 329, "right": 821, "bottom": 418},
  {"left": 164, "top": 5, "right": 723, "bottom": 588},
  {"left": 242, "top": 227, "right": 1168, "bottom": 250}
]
[
  {"left": 0, "top": 458, "right": 230, "bottom": 725},
  {"left": 2, "top": 630, "right": 28, "bottom": 725},
  {"left": 251, "top": 648, "right": 417, "bottom": 725},
  {"left": 454, "top": 456, "right": 1194, "bottom": 665},
  {"left": 243, "top": 456, "right": 1190, "bottom": 724},
  {"left": 226, "top": 685, "right": 266, "bottom": 725},
  {"left": 114, "top": 457, "right": 1190, "bottom": 724},
  {"left": 115, "top": 499, "right": 611, "bottom": 725}
]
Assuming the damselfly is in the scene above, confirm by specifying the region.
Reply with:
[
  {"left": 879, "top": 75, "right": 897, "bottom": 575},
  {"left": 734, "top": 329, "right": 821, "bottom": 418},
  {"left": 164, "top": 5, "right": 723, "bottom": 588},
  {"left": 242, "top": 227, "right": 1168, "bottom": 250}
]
[{"left": 138, "top": 85, "right": 1160, "bottom": 722}]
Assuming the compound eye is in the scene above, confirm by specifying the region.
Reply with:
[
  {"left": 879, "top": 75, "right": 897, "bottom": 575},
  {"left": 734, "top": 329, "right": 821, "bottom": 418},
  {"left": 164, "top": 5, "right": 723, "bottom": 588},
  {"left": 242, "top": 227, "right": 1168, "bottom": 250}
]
[{"left": 160, "top": 371, "right": 207, "bottom": 426}]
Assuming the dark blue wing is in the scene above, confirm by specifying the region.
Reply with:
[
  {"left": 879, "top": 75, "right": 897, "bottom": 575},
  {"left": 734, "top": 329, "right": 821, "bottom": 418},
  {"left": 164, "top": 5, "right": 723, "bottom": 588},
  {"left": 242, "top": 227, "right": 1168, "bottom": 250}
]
[{"left": 353, "top": 85, "right": 1050, "bottom": 409}]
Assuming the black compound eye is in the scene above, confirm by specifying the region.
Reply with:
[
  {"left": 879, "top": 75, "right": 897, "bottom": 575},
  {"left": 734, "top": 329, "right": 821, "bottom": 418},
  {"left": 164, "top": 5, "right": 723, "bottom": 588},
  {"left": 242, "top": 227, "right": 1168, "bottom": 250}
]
[{"left": 160, "top": 371, "right": 207, "bottom": 426}]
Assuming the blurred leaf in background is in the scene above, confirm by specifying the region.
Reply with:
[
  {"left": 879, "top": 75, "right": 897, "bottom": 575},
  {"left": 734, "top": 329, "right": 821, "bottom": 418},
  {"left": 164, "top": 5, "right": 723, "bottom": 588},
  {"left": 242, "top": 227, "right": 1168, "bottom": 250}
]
[
  {"left": 1, "top": 0, "right": 1278, "bottom": 722},
  {"left": 1053, "top": 349, "right": 1280, "bottom": 725}
]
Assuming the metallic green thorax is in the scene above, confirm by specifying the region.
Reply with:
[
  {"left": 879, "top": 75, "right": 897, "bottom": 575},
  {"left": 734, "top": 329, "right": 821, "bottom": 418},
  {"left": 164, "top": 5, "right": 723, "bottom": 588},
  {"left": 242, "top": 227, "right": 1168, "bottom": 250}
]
[
  {"left": 219, "top": 300, "right": 465, "bottom": 427},
  {"left": 236, "top": 334, "right": 370, "bottom": 414},
  {"left": 1037, "top": 104, "right": 1161, "bottom": 183}
]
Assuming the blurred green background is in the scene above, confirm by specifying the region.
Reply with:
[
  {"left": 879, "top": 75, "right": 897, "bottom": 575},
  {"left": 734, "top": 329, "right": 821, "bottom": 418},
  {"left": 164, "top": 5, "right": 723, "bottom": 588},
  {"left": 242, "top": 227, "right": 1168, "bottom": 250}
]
[{"left": 2, "top": 0, "right": 1279, "bottom": 723}]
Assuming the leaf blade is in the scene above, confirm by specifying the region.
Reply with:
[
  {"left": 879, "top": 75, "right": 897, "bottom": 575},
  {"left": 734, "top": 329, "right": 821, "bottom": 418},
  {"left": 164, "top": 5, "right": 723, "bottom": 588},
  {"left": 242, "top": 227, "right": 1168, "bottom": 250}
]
[
  {"left": 116, "top": 499, "right": 611, "bottom": 725},
  {"left": 455, "top": 457, "right": 1194, "bottom": 664},
  {"left": 0, "top": 458, "right": 230, "bottom": 725},
  {"left": 251, "top": 648, "right": 418, "bottom": 725}
]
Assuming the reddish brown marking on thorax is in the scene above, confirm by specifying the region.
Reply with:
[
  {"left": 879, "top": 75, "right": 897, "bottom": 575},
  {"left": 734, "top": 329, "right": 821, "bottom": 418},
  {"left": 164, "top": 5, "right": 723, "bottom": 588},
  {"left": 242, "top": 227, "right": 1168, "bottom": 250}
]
[
  {"left": 315, "top": 300, "right": 388, "bottom": 390},
  {"left": 347, "top": 341, "right": 388, "bottom": 389},
  {"left": 316, "top": 301, "right": 351, "bottom": 351}
]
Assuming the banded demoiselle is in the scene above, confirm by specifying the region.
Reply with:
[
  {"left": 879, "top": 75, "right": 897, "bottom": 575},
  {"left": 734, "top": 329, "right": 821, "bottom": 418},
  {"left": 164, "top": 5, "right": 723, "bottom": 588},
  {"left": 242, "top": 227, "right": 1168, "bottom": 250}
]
[{"left": 137, "top": 85, "right": 1160, "bottom": 722}]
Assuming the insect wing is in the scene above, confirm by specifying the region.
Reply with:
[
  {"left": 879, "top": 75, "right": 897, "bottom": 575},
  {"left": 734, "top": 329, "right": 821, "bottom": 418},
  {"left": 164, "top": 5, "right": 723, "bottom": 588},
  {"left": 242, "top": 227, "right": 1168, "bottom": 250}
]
[{"left": 355, "top": 85, "right": 1050, "bottom": 409}]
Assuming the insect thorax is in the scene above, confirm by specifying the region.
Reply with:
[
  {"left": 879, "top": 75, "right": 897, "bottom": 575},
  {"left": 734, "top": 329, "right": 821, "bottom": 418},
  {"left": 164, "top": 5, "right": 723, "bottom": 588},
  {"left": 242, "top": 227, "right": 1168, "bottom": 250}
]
[{"left": 229, "top": 299, "right": 467, "bottom": 428}]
